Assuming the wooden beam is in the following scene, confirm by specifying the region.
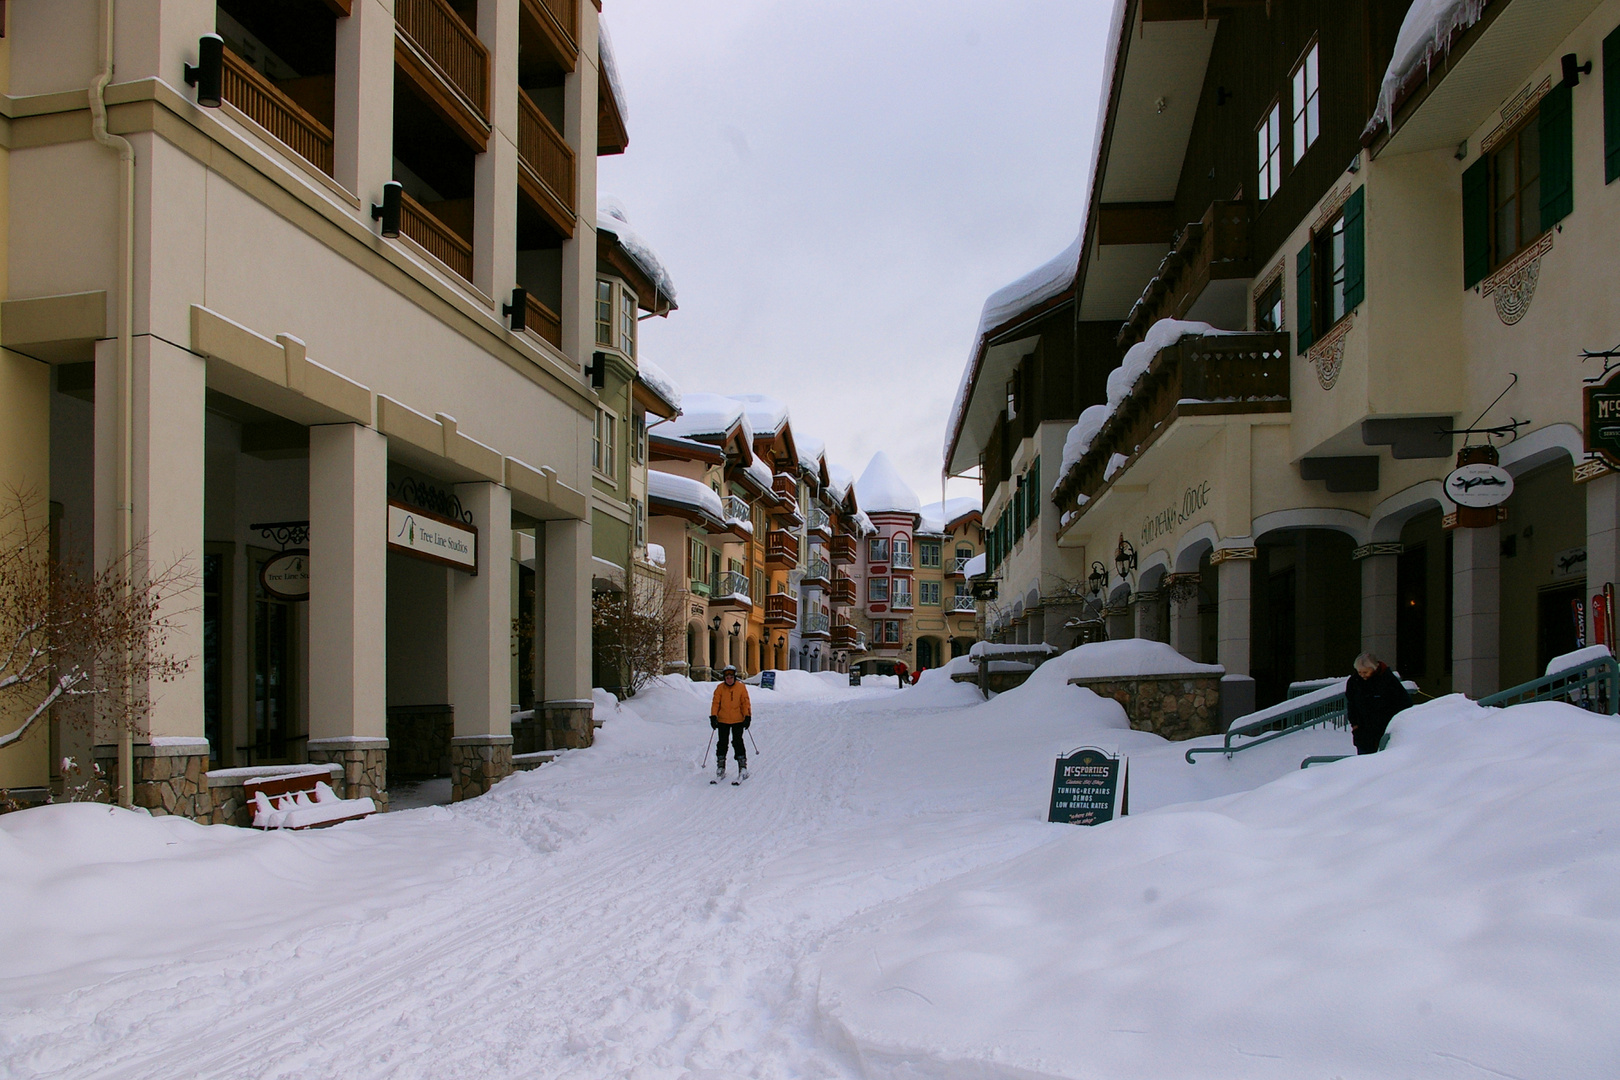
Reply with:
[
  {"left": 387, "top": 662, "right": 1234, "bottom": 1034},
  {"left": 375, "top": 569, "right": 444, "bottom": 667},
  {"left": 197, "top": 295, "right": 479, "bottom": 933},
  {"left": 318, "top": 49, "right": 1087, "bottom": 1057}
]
[
  {"left": 1141, "top": 0, "right": 1270, "bottom": 22},
  {"left": 1097, "top": 202, "right": 1178, "bottom": 246}
]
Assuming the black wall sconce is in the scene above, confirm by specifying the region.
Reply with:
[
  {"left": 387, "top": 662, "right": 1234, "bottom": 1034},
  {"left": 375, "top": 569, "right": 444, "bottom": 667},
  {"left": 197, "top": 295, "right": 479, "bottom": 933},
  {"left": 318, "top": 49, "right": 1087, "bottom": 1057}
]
[
  {"left": 503, "top": 287, "right": 528, "bottom": 332},
  {"left": 184, "top": 34, "right": 224, "bottom": 108},
  {"left": 587, "top": 351, "right": 608, "bottom": 389},
  {"left": 709, "top": 615, "right": 722, "bottom": 632},
  {"left": 1088, "top": 561, "right": 1109, "bottom": 598},
  {"left": 1562, "top": 53, "right": 1592, "bottom": 88},
  {"left": 371, "top": 181, "right": 402, "bottom": 238},
  {"left": 1113, "top": 536, "right": 1137, "bottom": 586}
]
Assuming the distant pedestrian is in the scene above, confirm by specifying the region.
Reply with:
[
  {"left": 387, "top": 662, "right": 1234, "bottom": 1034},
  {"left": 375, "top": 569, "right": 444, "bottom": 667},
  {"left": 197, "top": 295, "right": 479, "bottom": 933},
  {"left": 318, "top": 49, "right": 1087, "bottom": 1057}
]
[
  {"left": 911, "top": 667, "right": 924, "bottom": 685},
  {"left": 894, "top": 660, "right": 908, "bottom": 688},
  {"left": 710, "top": 665, "right": 751, "bottom": 781},
  {"left": 1346, "top": 652, "right": 1411, "bottom": 754}
]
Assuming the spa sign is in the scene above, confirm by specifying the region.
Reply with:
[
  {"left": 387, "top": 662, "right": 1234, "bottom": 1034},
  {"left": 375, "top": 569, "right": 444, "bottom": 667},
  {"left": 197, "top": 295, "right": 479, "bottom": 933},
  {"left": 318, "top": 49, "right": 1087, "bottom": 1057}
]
[
  {"left": 1047, "top": 747, "right": 1128, "bottom": 826},
  {"left": 387, "top": 500, "right": 478, "bottom": 574}
]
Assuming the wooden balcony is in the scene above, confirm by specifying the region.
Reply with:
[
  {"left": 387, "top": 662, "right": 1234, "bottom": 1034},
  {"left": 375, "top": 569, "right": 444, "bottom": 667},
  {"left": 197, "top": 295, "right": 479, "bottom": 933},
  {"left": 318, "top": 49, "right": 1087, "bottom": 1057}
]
[
  {"left": 764, "top": 592, "right": 798, "bottom": 628},
  {"left": 520, "top": 0, "right": 579, "bottom": 68},
  {"left": 1053, "top": 332, "right": 1289, "bottom": 514},
  {"left": 830, "top": 576, "right": 857, "bottom": 606},
  {"left": 801, "top": 556, "right": 832, "bottom": 589},
  {"left": 517, "top": 89, "right": 576, "bottom": 237},
  {"left": 709, "top": 570, "right": 752, "bottom": 611},
  {"left": 1117, "top": 200, "right": 1253, "bottom": 349},
  {"left": 832, "top": 624, "right": 858, "bottom": 649},
  {"left": 766, "top": 529, "right": 800, "bottom": 569},
  {"left": 802, "top": 612, "right": 831, "bottom": 639},
  {"left": 220, "top": 47, "right": 334, "bottom": 175},
  {"left": 772, "top": 472, "right": 797, "bottom": 502},
  {"left": 829, "top": 534, "right": 857, "bottom": 564},
  {"left": 399, "top": 189, "right": 474, "bottom": 282},
  {"left": 805, "top": 507, "right": 831, "bottom": 541},
  {"left": 396, "top": 0, "right": 490, "bottom": 148},
  {"left": 524, "top": 291, "right": 562, "bottom": 349}
]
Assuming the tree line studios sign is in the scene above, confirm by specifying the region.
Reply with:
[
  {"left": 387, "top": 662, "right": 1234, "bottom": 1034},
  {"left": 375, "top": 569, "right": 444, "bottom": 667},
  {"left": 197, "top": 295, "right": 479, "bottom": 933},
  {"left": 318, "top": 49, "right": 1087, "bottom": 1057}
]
[
  {"left": 1048, "top": 747, "right": 1128, "bottom": 826},
  {"left": 388, "top": 500, "right": 479, "bottom": 574}
]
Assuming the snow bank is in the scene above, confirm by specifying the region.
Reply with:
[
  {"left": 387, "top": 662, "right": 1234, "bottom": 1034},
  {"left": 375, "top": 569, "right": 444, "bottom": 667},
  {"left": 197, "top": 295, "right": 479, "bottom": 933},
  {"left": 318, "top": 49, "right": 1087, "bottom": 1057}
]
[
  {"left": 818, "top": 696, "right": 1620, "bottom": 1079},
  {"left": 855, "top": 451, "right": 922, "bottom": 515},
  {"left": 1370, "top": 0, "right": 1488, "bottom": 133}
]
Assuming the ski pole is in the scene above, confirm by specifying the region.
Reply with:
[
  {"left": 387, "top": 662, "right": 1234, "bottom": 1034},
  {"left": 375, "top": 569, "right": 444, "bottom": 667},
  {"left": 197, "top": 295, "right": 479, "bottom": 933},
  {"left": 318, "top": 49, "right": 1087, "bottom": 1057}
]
[
  {"left": 700, "top": 728, "right": 714, "bottom": 769},
  {"left": 747, "top": 727, "right": 760, "bottom": 757}
]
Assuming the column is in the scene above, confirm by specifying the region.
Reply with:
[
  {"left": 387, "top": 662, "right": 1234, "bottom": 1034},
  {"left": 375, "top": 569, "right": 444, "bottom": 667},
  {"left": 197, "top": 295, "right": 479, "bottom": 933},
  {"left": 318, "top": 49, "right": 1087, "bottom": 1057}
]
[
  {"left": 1170, "top": 584, "right": 1202, "bottom": 660},
  {"left": 1452, "top": 524, "right": 1501, "bottom": 698},
  {"left": 1357, "top": 545, "right": 1401, "bottom": 666},
  {"left": 1132, "top": 592, "right": 1167, "bottom": 642},
  {"left": 93, "top": 337, "right": 210, "bottom": 819},
  {"left": 1215, "top": 551, "right": 1256, "bottom": 725},
  {"left": 1586, "top": 471, "right": 1620, "bottom": 644},
  {"left": 307, "top": 424, "right": 390, "bottom": 806},
  {"left": 559, "top": 3, "right": 602, "bottom": 365},
  {"left": 542, "top": 517, "right": 595, "bottom": 748},
  {"left": 449, "top": 482, "right": 514, "bottom": 800},
  {"left": 474, "top": 0, "right": 520, "bottom": 301},
  {"left": 333, "top": 0, "right": 395, "bottom": 205}
]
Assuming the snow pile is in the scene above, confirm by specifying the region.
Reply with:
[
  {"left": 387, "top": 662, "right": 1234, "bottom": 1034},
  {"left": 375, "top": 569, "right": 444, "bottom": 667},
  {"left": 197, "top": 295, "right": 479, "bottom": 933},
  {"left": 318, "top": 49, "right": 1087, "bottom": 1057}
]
[
  {"left": 1057, "top": 318, "right": 1238, "bottom": 483},
  {"left": 662, "top": 391, "right": 752, "bottom": 444},
  {"left": 854, "top": 451, "right": 922, "bottom": 515},
  {"left": 1103, "top": 451, "right": 1129, "bottom": 481},
  {"left": 968, "top": 641, "right": 1058, "bottom": 659},
  {"left": 1056, "top": 639, "right": 1225, "bottom": 679},
  {"left": 645, "top": 542, "right": 665, "bottom": 567},
  {"left": 743, "top": 455, "right": 774, "bottom": 495},
  {"left": 596, "top": 197, "right": 677, "bottom": 306},
  {"left": 1370, "top": 0, "right": 1488, "bottom": 133},
  {"left": 818, "top": 695, "right": 1620, "bottom": 1078},
  {"left": 647, "top": 469, "right": 725, "bottom": 520},
  {"left": 919, "top": 496, "right": 980, "bottom": 534},
  {"left": 636, "top": 357, "right": 681, "bottom": 412},
  {"left": 962, "top": 551, "right": 986, "bottom": 578}
]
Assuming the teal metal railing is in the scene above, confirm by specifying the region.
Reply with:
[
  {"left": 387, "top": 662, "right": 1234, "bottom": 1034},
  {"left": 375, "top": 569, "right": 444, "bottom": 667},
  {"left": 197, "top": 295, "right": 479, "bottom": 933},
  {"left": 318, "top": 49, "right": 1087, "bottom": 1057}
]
[{"left": 1185, "top": 681, "right": 1348, "bottom": 764}]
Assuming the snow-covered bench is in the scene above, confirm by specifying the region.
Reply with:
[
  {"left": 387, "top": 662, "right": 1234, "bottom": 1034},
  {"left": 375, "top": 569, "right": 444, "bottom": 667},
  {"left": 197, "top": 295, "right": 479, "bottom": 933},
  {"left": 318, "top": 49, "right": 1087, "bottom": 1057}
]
[{"left": 246, "top": 768, "right": 375, "bottom": 830}]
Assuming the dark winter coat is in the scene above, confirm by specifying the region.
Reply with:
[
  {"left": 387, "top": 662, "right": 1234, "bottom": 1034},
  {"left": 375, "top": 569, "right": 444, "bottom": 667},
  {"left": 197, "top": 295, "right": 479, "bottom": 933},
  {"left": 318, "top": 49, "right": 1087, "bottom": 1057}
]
[{"left": 1345, "top": 663, "right": 1411, "bottom": 754}]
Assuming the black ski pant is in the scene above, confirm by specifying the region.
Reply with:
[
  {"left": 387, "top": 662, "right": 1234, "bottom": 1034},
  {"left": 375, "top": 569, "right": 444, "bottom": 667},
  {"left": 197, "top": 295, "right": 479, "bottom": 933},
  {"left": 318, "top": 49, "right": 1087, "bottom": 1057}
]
[{"left": 716, "top": 723, "right": 746, "bottom": 767}]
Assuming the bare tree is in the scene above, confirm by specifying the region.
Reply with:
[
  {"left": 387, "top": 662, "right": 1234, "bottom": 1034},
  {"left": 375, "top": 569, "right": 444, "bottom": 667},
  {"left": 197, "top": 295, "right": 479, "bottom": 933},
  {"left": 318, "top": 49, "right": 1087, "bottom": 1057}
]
[
  {"left": 0, "top": 491, "right": 194, "bottom": 773},
  {"left": 592, "top": 571, "right": 688, "bottom": 697}
]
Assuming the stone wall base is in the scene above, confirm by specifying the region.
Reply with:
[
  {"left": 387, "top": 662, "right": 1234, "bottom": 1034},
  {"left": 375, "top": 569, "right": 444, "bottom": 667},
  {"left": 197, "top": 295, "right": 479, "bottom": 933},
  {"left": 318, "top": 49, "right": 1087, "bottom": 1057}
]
[
  {"left": 1068, "top": 673, "right": 1225, "bottom": 741},
  {"left": 514, "top": 701, "right": 595, "bottom": 752},
  {"left": 308, "top": 738, "right": 389, "bottom": 811},
  {"left": 450, "top": 736, "right": 513, "bottom": 802},
  {"left": 93, "top": 741, "right": 214, "bottom": 821}
]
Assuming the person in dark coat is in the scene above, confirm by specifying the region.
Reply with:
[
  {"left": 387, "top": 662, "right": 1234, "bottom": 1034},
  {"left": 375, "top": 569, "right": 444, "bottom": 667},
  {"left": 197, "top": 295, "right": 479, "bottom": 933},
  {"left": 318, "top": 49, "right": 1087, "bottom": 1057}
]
[{"left": 1345, "top": 652, "right": 1411, "bottom": 754}]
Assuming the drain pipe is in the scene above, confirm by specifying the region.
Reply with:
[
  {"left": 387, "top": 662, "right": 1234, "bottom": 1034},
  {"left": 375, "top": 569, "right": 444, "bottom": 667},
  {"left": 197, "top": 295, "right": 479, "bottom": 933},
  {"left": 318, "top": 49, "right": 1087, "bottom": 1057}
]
[{"left": 90, "top": 0, "right": 137, "bottom": 808}]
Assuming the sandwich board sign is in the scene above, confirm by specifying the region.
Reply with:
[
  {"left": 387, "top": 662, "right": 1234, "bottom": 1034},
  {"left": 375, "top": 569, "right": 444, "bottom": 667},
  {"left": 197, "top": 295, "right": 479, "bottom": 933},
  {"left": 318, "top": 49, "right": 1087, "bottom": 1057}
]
[
  {"left": 759, "top": 670, "right": 776, "bottom": 690},
  {"left": 1048, "top": 747, "right": 1128, "bottom": 826}
]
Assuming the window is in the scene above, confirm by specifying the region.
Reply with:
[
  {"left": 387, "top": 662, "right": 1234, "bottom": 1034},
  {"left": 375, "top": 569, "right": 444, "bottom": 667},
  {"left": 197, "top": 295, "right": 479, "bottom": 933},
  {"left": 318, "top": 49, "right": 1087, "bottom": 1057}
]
[
  {"left": 1317, "top": 210, "right": 1349, "bottom": 328},
  {"left": 893, "top": 536, "right": 911, "bottom": 565},
  {"left": 892, "top": 577, "right": 912, "bottom": 605},
  {"left": 1028, "top": 458, "right": 1040, "bottom": 521},
  {"left": 882, "top": 620, "right": 901, "bottom": 644},
  {"left": 956, "top": 545, "right": 973, "bottom": 562},
  {"left": 1006, "top": 377, "right": 1018, "bottom": 422},
  {"left": 1491, "top": 117, "right": 1541, "bottom": 268},
  {"left": 620, "top": 288, "right": 637, "bottom": 359},
  {"left": 869, "top": 577, "right": 889, "bottom": 603},
  {"left": 595, "top": 280, "right": 613, "bottom": 347},
  {"left": 632, "top": 412, "right": 647, "bottom": 464},
  {"left": 688, "top": 538, "right": 708, "bottom": 588},
  {"left": 1607, "top": 25, "right": 1620, "bottom": 184},
  {"left": 920, "top": 581, "right": 941, "bottom": 606},
  {"left": 593, "top": 407, "right": 618, "bottom": 479},
  {"left": 1291, "top": 42, "right": 1320, "bottom": 165},
  {"left": 754, "top": 568, "right": 766, "bottom": 602},
  {"left": 1257, "top": 101, "right": 1283, "bottom": 201},
  {"left": 1255, "top": 274, "right": 1285, "bottom": 332},
  {"left": 869, "top": 536, "right": 890, "bottom": 563},
  {"left": 1295, "top": 188, "right": 1364, "bottom": 352},
  {"left": 632, "top": 498, "right": 644, "bottom": 546},
  {"left": 1462, "top": 85, "right": 1572, "bottom": 288},
  {"left": 919, "top": 540, "right": 941, "bottom": 568}
]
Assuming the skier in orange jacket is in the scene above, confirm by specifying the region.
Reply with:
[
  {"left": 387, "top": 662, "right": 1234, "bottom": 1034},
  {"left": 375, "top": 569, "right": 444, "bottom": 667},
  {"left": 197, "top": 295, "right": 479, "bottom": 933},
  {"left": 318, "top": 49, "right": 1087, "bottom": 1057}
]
[{"left": 710, "top": 665, "right": 751, "bottom": 781}]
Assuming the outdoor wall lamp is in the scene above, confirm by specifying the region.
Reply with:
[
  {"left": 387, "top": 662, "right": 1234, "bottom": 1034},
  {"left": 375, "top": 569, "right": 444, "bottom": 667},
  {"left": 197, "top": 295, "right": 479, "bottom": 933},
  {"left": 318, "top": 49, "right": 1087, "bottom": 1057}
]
[
  {"left": 1087, "top": 561, "right": 1109, "bottom": 598},
  {"left": 1113, "top": 535, "right": 1137, "bottom": 584},
  {"left": 503, "top": 287, "right": 528, "bottom": 331},
  {"left": 371, "top": 181, "right": 402, "bottom": 238},
  {"left": 1562, "top": 53, "right": 1592, "bottom": 88},
  {"left": 587, "top": 351, "right": 609, "bottom": 389},
  {"left": 776, "top": 635, "right": 786, "bottom": 649},
  {"left": 184, "top": 34, "right": 224, "bottom": 108},
  {"left": 729, "top": 622, "right": 742, "bottom": 637},
  {"left": 709, "top": 615, "right": 722, "bottom": 632}
]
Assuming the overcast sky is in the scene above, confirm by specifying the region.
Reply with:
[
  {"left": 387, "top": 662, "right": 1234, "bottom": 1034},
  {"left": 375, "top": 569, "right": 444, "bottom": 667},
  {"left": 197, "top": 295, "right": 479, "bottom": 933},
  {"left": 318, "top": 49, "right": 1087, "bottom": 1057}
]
[{"left": 599, "top": 0, "right": 1113, "bottom": 505}]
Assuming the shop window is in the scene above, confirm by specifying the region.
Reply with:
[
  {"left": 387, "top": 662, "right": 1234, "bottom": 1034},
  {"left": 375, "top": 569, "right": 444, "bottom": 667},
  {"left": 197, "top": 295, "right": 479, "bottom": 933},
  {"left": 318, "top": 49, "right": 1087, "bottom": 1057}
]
[
  {"left": 1462, "top": 84, "right": 1573, "bottom": 288},
  {"left": 1295, "top": 188, "right": 1364, "bottom": 352},
  {"left": 1257, "top": 100, "right": 1283, "bottom": 201},
  {"left": 1291, "top": 41, "right": 1320, "bottom": 165},
  {"left": 1255, "top": 274, "right": 1285, "bottom": 332}
]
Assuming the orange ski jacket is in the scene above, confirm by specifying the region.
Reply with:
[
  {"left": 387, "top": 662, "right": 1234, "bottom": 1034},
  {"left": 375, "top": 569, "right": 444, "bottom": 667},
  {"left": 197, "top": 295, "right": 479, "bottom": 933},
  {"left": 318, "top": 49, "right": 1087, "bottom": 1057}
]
[{"left": 710, "top": 681, "right": 752, "bottom": 724}]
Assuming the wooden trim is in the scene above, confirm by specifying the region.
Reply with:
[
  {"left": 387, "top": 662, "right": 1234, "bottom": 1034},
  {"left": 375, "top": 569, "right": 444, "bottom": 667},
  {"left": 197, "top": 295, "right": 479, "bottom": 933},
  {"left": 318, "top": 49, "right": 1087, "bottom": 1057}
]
[
  {"left": 394, "top": 34, "right": 490, "bottom": 152},
  {"left": 524, "top": 291, "right": 563, "bottom": 349},
  {"left": 1097, "top": 202, "right": 1177, "bottom": 246},
  {"left": 398, "top": 188, "right": 474, "bottom": 283},
  {"left": 395, "top": 0, "right": 489, "bottom": 117},
  {"left": 517, "top": 89, "right": 577, "bottom": 236},
  {"left": 520, "top": 0, "right": 579, "bottom": 71},
  {"left": 220, "top": 46, "right": 335, "bottom": 175}
]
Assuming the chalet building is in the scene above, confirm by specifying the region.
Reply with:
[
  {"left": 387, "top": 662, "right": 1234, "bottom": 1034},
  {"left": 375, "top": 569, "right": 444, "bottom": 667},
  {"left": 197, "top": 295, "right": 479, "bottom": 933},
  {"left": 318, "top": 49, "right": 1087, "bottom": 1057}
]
[
  {"left": 852, "top": 452, "right": 926, "bottom": 675},
  {"left": 0, "top": 0, "right": 636, "bottom": 815},
  {"left": 787, "top": 435, "right": 834, "bottom": 671},
  {"left": 976, "top": 0, "right": 1620, "bottom": 720},
  {"left": 915, "top": 500, "right": 984, "bottom": 666},
  {"left": 824, "top": 463, "right": 872, "bottom": 669}
]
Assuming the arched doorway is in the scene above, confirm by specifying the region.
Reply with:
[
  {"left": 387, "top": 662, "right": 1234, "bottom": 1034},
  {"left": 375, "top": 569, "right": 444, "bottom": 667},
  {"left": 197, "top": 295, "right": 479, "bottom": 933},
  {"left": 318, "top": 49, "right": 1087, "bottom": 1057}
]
[
  {"left": 747, "top": 635, "right": 759, "bottom": 674},
  {"left": 916, "top": 637, "right": 938, "bottom": 669},
  {"left": 1251, "top": 527, "right": 1361, "bottom": 707},
  {"left": 687, "top": 622, "right": 701, "bottom": 676}
]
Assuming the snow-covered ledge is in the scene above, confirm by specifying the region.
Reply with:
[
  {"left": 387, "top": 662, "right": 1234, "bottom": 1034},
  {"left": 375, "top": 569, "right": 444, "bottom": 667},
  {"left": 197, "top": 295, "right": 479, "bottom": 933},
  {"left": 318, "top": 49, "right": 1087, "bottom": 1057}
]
[{"left": 1061, "top": 641, "right": 1227, "bottom": 741}]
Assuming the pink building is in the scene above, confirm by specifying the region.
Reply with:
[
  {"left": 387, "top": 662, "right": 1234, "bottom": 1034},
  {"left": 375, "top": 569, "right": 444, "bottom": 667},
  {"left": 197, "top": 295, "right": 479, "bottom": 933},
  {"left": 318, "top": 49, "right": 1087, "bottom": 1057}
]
[{"left": 853, "top": 452, "right": 921, "bottom": 675}]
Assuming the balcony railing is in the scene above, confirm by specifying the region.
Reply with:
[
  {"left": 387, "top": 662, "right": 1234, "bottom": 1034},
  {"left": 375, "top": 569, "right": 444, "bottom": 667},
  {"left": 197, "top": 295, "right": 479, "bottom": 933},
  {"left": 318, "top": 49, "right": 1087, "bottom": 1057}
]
[
  {"left": 767, "top": 529, "right": 800, "bottom": 568},
  {"left": 802, "top": 556, "right": 832, "bottom": 586},
  {"left": 720, "top": 494, "right": 750, "bottom": 524},
  {"left": 891, "top": 591, "right": 914, "bottom": 610},
  {"left": 397, "top": 0, "right": 489, "bottom": 118},
  {"left": 832, "top": 624, "right": 857, "bottom": 649},
  {"left": 950, "top": 556, "right": 973, "bottom": 575},
  {"left": 712, "top": 570, "right": 750, "bottom": 602},
  {"left": 950, "top": 594, "right": 977, "bottom": 613},
  {"left": 765, "top": 592, "right": 798, "bottom": 626},
  {"left": 1117, "top": 200, "right": 1253, "bottom": 349},
  {"left": 220, "top": 47, "right": 334, "bottom": 175},
  {"left": 806, "top": 507, "right": 831, "bottom": 537},
  {"left": 524, "top": 0, "right": 578, "bottom": 50},
  {"left": 891, "top": 551, "right": 914, "bottom": 570},
  {"left": 829, "top": 534, "right": 857, "bottom": 564},
  {"left": 802, "top": 612, "right": 831, "bottom": 637},
  {"left": 831, "top": 576, "right": 857, "bottom": 605},
  {"left": 772, "top": 473, "right": 797, "bottom": 502},
  {"left": 400, "top": 190, "right": 474, "bottom": 282},
  {"left": 517, "top": 89, "right": 576, "bottom": 225},
  {"left": 524, "top": 291, "right": 562, "bottom": 348}
]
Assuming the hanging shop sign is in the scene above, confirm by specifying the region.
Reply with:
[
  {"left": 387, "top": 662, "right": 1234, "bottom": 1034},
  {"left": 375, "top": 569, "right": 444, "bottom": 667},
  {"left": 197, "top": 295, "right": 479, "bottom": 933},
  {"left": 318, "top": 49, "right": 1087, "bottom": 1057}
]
[
  {"left": 259, "top": 549, "right": 310, "bottom": 601},
  {"left": 1445, "top": 463, "right": 1514, "bottom": 507},
  {"left": 1047, "top": 746, "right": 1128, "bottom": 826},
  {"left": 387, "top": 500, "right": 478, "bottom": 574},
  {"left": 1585, "top": 368, "right": 1620, "bottom": 470}
]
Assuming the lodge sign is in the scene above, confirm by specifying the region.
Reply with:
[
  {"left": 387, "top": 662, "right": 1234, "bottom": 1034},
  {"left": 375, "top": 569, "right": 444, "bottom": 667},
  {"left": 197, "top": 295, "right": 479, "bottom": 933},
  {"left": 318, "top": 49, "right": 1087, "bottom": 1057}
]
[
  {"left": 387, "top": 500, "right": 478, "bottom": 574},
  {"left": 1444, "top": 463, "right": 1514, "bottom": 508},
  {"left": 1584, "top": 369, "right": 1620, "bottom": 470},
  {"left": 1141, "top": 481, "right": 1211, "bottom": 547},
  {"left": 259, "top": 550, "right": 310, "bottom": 602},
  {"left": 1047, "top": 746, "right": 1128, "bottom": 826}
]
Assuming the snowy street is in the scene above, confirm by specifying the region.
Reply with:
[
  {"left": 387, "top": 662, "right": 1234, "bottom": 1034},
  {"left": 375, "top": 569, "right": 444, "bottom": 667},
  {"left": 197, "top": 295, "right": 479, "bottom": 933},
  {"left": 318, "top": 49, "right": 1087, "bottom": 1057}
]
[{"left": 5, "top": 663, "right": 1620, "bottom": 1079}]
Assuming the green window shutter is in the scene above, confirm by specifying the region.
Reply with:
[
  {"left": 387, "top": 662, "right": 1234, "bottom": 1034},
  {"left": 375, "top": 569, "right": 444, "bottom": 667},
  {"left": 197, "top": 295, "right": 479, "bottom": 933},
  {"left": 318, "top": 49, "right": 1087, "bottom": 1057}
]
[
  {"left": 1540, "top": 81, "right": 1574, "bottom": 229},
  {"left": 1462, "top": 156, "right": 1490, "bottom": 288},
  {"left": 1029, "top": 457, "right": 1041, "bottom": 520},
  {"left": 1343, "top": 187, "right": 1366, "bottom": 311},
  {"left": 1295, "top": 239, "right": 1314, "bottom": 352},
  {"left": 1605, "top": 25, "right": 1620, "bottom": 184}
]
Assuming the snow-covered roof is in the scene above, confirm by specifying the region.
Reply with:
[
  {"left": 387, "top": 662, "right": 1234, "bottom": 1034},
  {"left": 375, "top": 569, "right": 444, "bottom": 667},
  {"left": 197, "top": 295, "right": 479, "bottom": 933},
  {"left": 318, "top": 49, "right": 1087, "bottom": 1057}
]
[
  {"left": 919, "top": 497, "right": 981, "bottom": 535},
  {"left": 1369, "top": 0, "right": 1487, "bottom": 133},
  {"left": 647, "top": 470, "right": 725, "bottom": 522},
  {"left": 598, "top": 17, "right": 628, "bottom": 126},
  {"left": 731, "top": 393, "right": 790, "bottom": 439},
  {"left": 598, "top": 197, "right": 677, "bottom": 306},
  {"left": 636, "top": 356, "right": 682, "bottom": 413},
  {"left": 796, "top": 433, "right": 827, "bottom": 477},
  {"left": 663, "top": 391, "right": 752, "bottom": 445},
  {"left": 855, "top": 452, "right": 922, "bottom": 516},
  {"left": 826, "top": 463, "right": 855, "bottom": 504},
  {"left": 853, "top": 510, "right": 876, "bottom": 535},
  {"left": 744, "top": 456, "right": 775, "bottom": 496}
]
